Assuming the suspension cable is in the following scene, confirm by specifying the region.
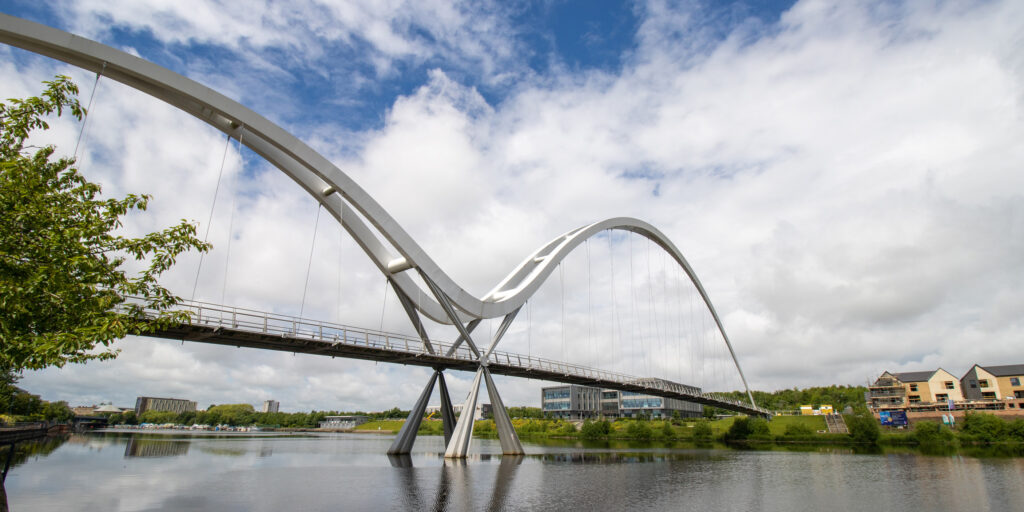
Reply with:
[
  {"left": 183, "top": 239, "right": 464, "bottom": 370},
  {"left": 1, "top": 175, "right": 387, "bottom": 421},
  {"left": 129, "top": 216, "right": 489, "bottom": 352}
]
[
  {"left": 559, "top": 262, "right": 566, "bottom": 363},
  {"left": 528, "top": 299, "right": 532, "bottom": 361},
  {"left": 607, "top": 230, "right": 618, "bottom": 374},
  {"left": 220, "top": 128, "right": 244, "bottom": 305},
  {"left": 191, "top": 133, "right": 233, "bottom": 301},
  {"left": 379, "top": 278, "right": 389, "bottom": 331},
  {"left": 73, "top": 62, "right": 106, "bottom": 161},
  {"left": 337, "top": 199, "right": 344, "bottom": 323},
  {"left": 586, "top": 238, "right": 593, "bottom": 368},
  {"left": 298, "top": 204, "right": 323, "bottom": 319}
]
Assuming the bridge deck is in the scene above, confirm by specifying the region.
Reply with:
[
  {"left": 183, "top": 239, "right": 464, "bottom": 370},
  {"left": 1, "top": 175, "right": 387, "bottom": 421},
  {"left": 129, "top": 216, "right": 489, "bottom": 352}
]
[{"left": 137, "top": 301, "right": 770, "bottom": 417}]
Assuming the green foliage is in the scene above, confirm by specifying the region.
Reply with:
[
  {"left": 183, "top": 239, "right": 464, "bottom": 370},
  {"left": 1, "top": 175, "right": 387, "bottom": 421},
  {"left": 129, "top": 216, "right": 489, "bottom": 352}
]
[
  {"left": 661, "top": 420, "right": 675, "bottom": 439},
  {"left": 507, "top": 406, "right": 544, "bottom": 419},
  {"left": 1, "top": 370, "right": 42, "bottom": 415},
  {"left": 846, "top": 412, "right": 880, "bottom": 444},
  {"left": 1008, "top": 419, "right": 1024, "bottom": 442},
  {"left": 627, "top": 420, "right": 652, "bottom": 439},
  {"left": 913, "top": 421, "right": 956, "bottom": 446},
  {"left": 767, "top": 415, "right": 826, "bottom": 436},
  {"left": 724, "top": 417, "right": 771, "bottom": 442},
  {"left": 377, "top": 407, "right": 406, "bottom": 419},
  {"left": 580, "top": 419, "right": 611, "bottom": 439},
  {"left": 692, "top": 420, "right": 714, "bottom": 442},
  {"left": 41, "top": 400, "right": 73, "bottom": 422},
  {"left": 557, "top": 421, "right": 577, "bottom": 434},
  {"left": 122, "top": 410, "right": 138, "bottom": 425},
  {"left": 716, "top": 385, "right": 869, "bottom": 412},
  {"left": 516, "top": 419, "right": 551, "bottom": 434},
  {"left": 417, "top": 419, "right": 443, "bottom": 435},
  {"left": 783, "top": 422, "right": 815, "bottom": 438},
  {"left": 959, "top": 412, "right": 1007, "bottom": 444},
  {"left": 475, "top": 419, "right": 495, "bottom": 434},
  {"left": 0, "top": 76, "right": 211, "bottom": 373}
]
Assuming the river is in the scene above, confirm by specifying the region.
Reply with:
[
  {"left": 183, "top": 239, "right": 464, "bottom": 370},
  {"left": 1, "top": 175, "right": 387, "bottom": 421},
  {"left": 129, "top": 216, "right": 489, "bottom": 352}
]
[{"left": 4, "top": 431, "right": 1023, "bottom": 511}]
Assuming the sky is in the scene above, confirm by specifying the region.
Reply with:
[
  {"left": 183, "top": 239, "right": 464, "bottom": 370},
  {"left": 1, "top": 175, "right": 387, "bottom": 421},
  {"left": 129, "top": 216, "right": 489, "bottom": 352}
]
[{"left": 2, "top": 0, "right": 1022, "bottom": 413}]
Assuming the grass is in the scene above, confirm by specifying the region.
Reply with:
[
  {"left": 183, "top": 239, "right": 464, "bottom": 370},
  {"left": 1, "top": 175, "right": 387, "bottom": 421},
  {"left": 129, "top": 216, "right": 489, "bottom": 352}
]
[
  {"left": 765, "top": 415, "right": 828, "bottom": 435},
  {"left": 352, "top": 420, "right": 405, "bottom": 432}
]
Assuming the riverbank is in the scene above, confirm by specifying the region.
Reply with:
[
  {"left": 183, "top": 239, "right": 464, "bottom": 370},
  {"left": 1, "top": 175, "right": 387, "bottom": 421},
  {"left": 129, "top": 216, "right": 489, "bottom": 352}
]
[{"left": 352, "top": 412, "right": 1024, "bottom": 454}]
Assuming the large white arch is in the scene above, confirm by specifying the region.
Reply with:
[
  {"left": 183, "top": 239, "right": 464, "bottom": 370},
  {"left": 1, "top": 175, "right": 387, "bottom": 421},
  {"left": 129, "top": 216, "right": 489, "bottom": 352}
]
[{"left": 0, "top": 14, "right": 757, "bottom": 411}]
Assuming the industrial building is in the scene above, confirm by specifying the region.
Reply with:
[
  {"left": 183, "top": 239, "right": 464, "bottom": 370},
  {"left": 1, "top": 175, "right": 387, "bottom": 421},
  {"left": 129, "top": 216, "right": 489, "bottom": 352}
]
[{"left": 134, "top": 396, "right": 197, "bottom": 415}]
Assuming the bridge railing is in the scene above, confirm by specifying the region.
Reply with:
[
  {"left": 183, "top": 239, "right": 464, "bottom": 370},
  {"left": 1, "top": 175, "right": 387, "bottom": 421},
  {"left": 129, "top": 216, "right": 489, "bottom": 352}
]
[{"left": 122, "top": 298, "right": 769, "bottom": 415}]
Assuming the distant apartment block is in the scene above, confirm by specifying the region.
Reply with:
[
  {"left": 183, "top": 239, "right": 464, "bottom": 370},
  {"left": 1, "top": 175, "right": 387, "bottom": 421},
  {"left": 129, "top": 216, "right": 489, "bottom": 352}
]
[
  {"left": 262, "top": 400, "right": 280, "bottom": 413},
  {"left": 868, "top": 369, "right": 964, "bottom": 408},
  {"left": 869, "top": 364, "right": 1024, "bottom": 413},
  {"left": 134, "top": 396, "right": 197, "bottom": 415},
  {"left": 961, "top": 364, "right": 1024, "bottom": 400}
]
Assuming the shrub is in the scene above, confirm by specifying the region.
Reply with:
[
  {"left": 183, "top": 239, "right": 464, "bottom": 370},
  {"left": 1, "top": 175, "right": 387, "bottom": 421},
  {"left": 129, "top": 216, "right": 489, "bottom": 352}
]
[
  {"left": 846, "top": 412, "right": 880, "bottom": 444},
  {"left": 960, "top": 412, "right": 1007, "bottom": 444},
  {"left": 581, "top": 420, "right": 611, "bottom": 439},
  {"left": 692, "top": 421, "right": 713, "bottom": 442},
  {"left": 627, "top": 421, "right": 652, "bottom": 440},
  {"left": 1007, "top": 419, "right": 1024, "bottom": 442},
  {"left": 913, "top": 421, "right": 955, "bottom": 445},
  {"left": 661, "top": 421, "right": 675, "bottom": 439}
]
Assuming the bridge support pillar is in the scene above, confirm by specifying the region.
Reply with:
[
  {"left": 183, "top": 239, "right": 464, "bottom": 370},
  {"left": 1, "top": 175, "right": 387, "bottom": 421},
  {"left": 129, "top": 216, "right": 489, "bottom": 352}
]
[
  {"left": 482, "top": 366, "right": 523, "bottom": 455},
  {"left": 387, "top": 371, "right": 438, "bottom": 455},
  {"left": 437, "top": 372, "right": 457, "bottom": 445},
  {"left": 444, "top": 368, "right": 483, "bottom": 458}
]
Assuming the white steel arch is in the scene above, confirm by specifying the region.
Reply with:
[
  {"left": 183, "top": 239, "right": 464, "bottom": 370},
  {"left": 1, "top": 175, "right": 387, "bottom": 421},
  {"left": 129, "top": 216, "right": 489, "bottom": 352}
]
[{"left": 0, "top": 15, "right": 759, "bottom": 451}]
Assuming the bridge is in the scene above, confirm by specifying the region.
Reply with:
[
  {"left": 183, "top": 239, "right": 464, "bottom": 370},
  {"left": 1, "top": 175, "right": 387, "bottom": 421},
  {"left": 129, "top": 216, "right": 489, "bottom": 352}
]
[
  {"left": 2, "top": 14, "right": 770, "bottom": 459},
  {"left": 133, "top": 299, "right": 768, "bottom": 417}
]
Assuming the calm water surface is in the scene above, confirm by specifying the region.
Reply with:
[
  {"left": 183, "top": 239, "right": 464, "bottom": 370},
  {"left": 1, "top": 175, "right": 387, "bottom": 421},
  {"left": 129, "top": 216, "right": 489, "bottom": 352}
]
[{"left": 5, "top": 432, "right": 1024, "bottom": 511}]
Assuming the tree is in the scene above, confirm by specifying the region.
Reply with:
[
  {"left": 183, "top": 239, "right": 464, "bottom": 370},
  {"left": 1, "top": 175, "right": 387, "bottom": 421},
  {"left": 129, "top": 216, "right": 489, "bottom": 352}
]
[
  {"left": 846, "top": 410, "right": 880, "bottom": 444},
  {"left": 41, "top": 400, "right": 73, "bottom": 422},
  {"left": 0, "top": 76, "right": 211, "bottom": 372},
  {"left": 661, "top": 420, "right": 675, "bottom": 439},
  {"left": 960, "top": 412, "right": 1007, "bottom": 444},
  {"left": 692, "top": 420, "right": 714, "bottom": 442}
]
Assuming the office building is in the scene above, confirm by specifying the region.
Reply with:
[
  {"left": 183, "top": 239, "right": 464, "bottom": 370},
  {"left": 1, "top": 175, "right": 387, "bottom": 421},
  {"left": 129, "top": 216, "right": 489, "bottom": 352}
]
[
  {"left": 134, "top": 396, "right": 197, "bottom": 415},
  {"left": 542, "top": 379, "right": 702, "bottom": 420},
  {"left": 262, "top": 400, "right": 280, "bottom": 413}
]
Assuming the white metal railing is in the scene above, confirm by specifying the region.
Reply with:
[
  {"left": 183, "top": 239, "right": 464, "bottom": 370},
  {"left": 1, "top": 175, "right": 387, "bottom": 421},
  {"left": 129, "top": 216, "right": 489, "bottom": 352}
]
[{"left": 124, "top": 298, "right": 770, "bottom": 415}]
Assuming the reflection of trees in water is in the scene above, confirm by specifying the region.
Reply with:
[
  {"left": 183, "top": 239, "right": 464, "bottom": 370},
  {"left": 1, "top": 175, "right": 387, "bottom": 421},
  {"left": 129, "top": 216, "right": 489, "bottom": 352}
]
[
  {"left": 196, "top": 446, "right": 247, "bottom": 457},
  {"left": 124, "top": 437, "right": 191, "bottom": 458},
  {"left": 2, "top": 436, "right": 70, "bottom": 512},
  {"left": 1, "top": 435, "right": 69, "bottom": 469}
]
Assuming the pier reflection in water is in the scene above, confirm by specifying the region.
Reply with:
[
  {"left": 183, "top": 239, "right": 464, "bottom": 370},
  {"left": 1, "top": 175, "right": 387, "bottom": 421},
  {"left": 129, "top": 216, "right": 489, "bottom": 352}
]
[{"left": 3, "top": 432, "right": 1024, "bottom": 512}]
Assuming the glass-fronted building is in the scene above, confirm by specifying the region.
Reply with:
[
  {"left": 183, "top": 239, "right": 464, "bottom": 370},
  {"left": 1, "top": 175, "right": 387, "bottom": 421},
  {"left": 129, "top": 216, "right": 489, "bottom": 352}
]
[
  {"left": 541, "top": 385, "right": 602, "bottom": 420},
  {"left": 542, "top": 379, "right": 702, "bottom": 419}
]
